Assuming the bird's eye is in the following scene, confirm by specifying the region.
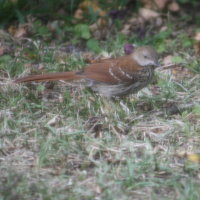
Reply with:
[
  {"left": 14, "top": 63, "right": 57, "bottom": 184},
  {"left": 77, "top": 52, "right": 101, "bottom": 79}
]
[{"left": 144, "top": 55, "right": 148, "bottom": 59}]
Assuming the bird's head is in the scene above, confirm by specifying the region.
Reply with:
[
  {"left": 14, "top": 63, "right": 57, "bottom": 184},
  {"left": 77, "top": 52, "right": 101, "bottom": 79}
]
[{"left": 132, "top": 46, "right": 160, "bottom": 67}]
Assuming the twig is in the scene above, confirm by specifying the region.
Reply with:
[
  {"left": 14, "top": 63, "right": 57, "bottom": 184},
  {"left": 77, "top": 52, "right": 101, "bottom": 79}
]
[{"left": 157, "top": 63, "right": 187, "bottom": 70}]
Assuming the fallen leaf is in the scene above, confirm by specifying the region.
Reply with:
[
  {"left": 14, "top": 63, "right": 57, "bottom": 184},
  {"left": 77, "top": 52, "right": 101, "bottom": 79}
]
[
  {"left": 121, "top": 24, "right": 131, "bottom": 35},
  {"left": 141, "top": 0, "right": 156, "bottom": 10},
  {"left": 10, "top": 0, "right": 18, "bottom": 3},
  {"left": 187, "top": 153, "right": 200, "bottom": 164},
  {"left": 168, "top": 1, "right": 180, "bottom": 12},
  {"left": 95, "top": 185, "right": 102, "bottom": 194},
  {"left": 8, "top": 24, "right": 29, "bottom": 38},
  {"left": 139, "top": 8, "right": 160, "bottom": 20},
  {"left": 89, "top": 18, "right": 107, "bottom": 32},
  {"left": 160, "top": 26, "right": 168, "bottom": 32},
  {"left": 46, "top": 115, "right": 60, "bottom": 126},
  {"left": 14, "top": 26, "right": 27, "bottom": 38},
  {"left": 8, "top": 25, "right": 16, "bottom": 35},
  {"left": 154, "top": 0, "right": 170, "bottom": 9},
  {"left": 172, "top": 66, "right": 194, "bottom": 80},
  {"left": 163, "top": 55, "right": 173, "bottom": 65},
  {"left": 74, "top": 9, "right": 84, "bottom": 20},
  {"left": 194, "top": 32, "right": 200, "bottom": 41},
  {"left": 74, "top": 0, "right": 106, "bottom": 20}
]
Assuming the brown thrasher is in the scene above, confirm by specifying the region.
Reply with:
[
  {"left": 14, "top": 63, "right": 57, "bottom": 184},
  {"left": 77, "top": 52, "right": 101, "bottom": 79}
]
[{"left": 15, "top": 46, "right": 160, "bottom": 97}]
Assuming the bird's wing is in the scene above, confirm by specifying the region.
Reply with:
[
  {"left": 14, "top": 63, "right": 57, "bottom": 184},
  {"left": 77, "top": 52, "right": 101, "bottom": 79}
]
[{"left": 82, "top": 55, "right": 142, "bottom": 84}]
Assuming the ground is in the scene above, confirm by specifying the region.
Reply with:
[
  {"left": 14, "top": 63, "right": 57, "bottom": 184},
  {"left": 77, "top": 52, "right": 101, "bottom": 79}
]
[{"left": 0, "top": 2, "right": 200, "bottom": 199}]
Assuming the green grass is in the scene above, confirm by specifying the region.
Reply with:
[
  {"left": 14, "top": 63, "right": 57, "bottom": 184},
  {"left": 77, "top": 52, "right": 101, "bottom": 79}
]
[{"left": 1, "top": 26, "right": 200, "bottom": 200}]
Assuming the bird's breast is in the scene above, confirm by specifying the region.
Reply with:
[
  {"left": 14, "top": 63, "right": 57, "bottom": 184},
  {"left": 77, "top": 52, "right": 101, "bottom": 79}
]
[{"left": 136, "top": 65, "right": 154, "bottom": 83}]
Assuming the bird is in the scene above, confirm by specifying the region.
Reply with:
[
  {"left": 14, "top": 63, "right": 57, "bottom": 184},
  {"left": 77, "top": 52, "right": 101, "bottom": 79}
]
[{"left": 15, "top": 46, "right": 160, "bottom": 97}]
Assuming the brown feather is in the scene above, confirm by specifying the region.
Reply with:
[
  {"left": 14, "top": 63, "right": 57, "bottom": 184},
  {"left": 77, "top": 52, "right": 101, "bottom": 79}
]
[
  {"left": 83, "top": 55, "right": 142, "bottom": 84},
  {"left": 15, "top": 71, "right": 81, "bottom": 83},
  {"left": 14, "top": 46, "right": 159, "bottom": 97}
]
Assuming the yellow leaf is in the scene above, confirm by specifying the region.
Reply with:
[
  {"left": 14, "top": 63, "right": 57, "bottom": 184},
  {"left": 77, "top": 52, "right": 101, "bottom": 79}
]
[
  {"left": 187, "top": 153, "right": 200, "bottom": 164},
  {"left": 74, "top": 0, "right": 106, "bottom": 20}
]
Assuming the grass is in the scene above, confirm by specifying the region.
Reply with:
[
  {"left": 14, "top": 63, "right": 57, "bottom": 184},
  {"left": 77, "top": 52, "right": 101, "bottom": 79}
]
[{"left": 1, "top": 28, "right": 200, "bottom": 200}]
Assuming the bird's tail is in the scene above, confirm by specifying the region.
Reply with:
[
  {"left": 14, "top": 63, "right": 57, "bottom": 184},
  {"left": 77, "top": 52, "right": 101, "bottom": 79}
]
[{"left": 15, "top": 71, "right": 81, "bottom": 83}]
